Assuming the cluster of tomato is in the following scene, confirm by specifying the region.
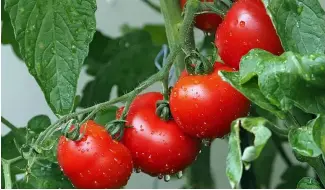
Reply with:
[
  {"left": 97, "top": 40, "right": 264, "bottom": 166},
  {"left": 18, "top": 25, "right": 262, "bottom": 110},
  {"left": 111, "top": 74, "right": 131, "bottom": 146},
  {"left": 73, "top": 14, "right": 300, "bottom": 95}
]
[{"left": 56, "top": 0, "right": 283, "bottom": 188}]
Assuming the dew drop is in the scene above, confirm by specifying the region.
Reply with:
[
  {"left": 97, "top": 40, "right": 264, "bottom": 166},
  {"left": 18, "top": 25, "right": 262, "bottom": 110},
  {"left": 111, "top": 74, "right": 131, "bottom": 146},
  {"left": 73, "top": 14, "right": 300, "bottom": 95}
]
[
  {"left": 135, "top": 168, "right": 141, "bottom": 173},
  {"left": 202, "top": 139, "right": 211, "bottom": 147},
  {"left": 164, "top": 175, "right": 171, "bottom": 182},
  {"left": 71, "top": 45, "right": 77, "bottom": 53},
  {"left": 158, "top": 174, "right": 163, "bottom": 180},
  {"left": 177, "top": 171, "right": 183, "bottom": 179}
]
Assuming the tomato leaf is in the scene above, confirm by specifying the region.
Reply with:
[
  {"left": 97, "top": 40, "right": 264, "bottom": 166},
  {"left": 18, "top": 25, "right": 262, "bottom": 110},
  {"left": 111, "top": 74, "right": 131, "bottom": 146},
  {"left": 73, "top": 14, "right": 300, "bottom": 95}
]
[
  {"left": 221, "top": 50, "right": 325, "bottom": 117},
  {"left": 226, "top": 117, "right": 272, "bottom": 188},
  {"left": 4, "top": 0, "right": 97, "bottom": 115},
  {"left": 22, "top": 159, "right": 73, "bottom": 189},
  {"left": 297, "top": 177, "right": 322, "bottom": 189},
  {"left": 185, "top": 146, "right": 215, "bottom": 188},
  {"left": 289, "top": 118, "right": 322, "bottom": 158},
  {"left": 275, "top": 165, "right": 308, "bottom": 189},
  {"left": 1, "top": 0, "right": 22, "bottom": 59},
  {"left": 263, "top": 0, "right": 325, "bottom": 54},
  {"left": 81, "top": 31, "right": 160, "bottom": 107},
  {"left": 94, "top": 106, "right": 118, "bottom": 126},
  {"left": 26, "top": 115, "right": 51, "bottom": 144},
  {"left": 312, "top": 115, "right": 325, "bottom": 155}
]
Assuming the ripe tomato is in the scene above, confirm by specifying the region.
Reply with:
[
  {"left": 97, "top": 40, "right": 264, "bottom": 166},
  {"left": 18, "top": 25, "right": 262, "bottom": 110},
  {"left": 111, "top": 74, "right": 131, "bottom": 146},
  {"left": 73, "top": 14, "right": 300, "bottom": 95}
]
[
  {"left": 57, "top": 120, "right": 133, "bottom": 189},
  {"left": 170, "top": 62, "right": 250, "bottom": 139},
  {"left": 120, "top": 92, "right": 200, "bottom": 176},
  {"left": 180, "top": 0, "right": 223, "bottom": 32},
  {"left": 215, "top": 0, "right": 283, "bottom": 70}
]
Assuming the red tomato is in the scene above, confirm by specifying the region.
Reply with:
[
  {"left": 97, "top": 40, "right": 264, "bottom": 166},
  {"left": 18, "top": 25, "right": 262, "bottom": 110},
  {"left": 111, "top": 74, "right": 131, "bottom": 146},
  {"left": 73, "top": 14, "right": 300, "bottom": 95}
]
[
  {"left": 215, "top": 0, "right": 283, "bottom": 70},
  {"left": 120, "top": 92, "right": 200, "bottom": 176},
  {"left": 180, "top": 0, "right": 223, "bottom": 32},
  {"left": 57, "top": 120, "right": 133, "bottom": 189},
  {"left": 170, "top": 62, "right": 250, "bottom": 139}
]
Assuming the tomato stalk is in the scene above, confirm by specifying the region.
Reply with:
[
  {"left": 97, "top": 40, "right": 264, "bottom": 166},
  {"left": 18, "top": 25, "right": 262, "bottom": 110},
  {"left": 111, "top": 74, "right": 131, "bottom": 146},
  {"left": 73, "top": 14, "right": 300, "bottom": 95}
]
[{"left": 1, "top": 156, "right": 23, "bottom": 189}]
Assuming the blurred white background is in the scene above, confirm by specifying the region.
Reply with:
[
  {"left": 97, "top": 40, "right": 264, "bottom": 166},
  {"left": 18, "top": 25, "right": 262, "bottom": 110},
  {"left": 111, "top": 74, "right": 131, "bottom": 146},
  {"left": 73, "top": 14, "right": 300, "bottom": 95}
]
[{"left": 2, "top": 0, "right": 325, "bottom": 188}]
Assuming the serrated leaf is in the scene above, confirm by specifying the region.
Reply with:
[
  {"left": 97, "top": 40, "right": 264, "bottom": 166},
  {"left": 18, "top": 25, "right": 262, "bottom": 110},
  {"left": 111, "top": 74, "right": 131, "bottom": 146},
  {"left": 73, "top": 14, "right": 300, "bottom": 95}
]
[
  {"left": 94, "top": 106, "right": 118, "bottom": 126},
  {"left": 81, "top": 31, "right": 160, "bottom": 107},
  {"left": 222, "top": 50, "right": 325, "bottom": 117},
  {"left": 263, "top": 0, "right": 325, "bottom": 54},
  {"left": 226, "top": 117, "right": 272, "bottom": 188},
  {"left": 1, "top": 0, "right": 22, "bottom": 59},
  {"left": 24, "top": 159, "right": 73, "bottom": 188},
  {"left": 276, "top": 165, "right": 308, "bottom": 189},
  {"left": 4, "top": 0, "right": 97, "bottom": 115},
  {"left": 312, "top": 115, "right": 325, "bottom": 155},
  {"left": 289, "top": 119, "right": 322, "bottom": 158},
  {"left": 297, "top": 177, "right": 322, "bottom": 189},
  {"left": 185, "top": 146, "right": 215, "bottom": 188}
]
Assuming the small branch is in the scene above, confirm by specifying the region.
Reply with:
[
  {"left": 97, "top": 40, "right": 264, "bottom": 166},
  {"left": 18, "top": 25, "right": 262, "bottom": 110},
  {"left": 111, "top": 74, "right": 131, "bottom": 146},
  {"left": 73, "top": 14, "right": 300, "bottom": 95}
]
[
  {"left": 1, "top": 156, "right": 23, "bottom": 189},
  {"left": 271, "top": 136, "right": 292, "bottom": 167},
  {"left": 142, "top": 0, "right": 161, "bottom": 13},
  {"left": 1, "top": 116, "right": 19, "bottom": 132}
]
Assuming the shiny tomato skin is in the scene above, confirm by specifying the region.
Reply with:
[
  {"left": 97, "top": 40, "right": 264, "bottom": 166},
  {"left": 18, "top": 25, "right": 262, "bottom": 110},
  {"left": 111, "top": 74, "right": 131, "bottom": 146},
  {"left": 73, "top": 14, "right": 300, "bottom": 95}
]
[
  {"left": 170, "top": 63, "right": 251, "bottom": 139},
  {"left": 180, "top": 0, "right": 223, "bottom": 32},
  {"left": 215, "top": 0, "right": 283, "bottom": 70},
  {"left": 121, "top": 92, "right": 200, "bottom": 176},
  {"left": 57, "top": 120, "right": 133, "bottom": 189}
]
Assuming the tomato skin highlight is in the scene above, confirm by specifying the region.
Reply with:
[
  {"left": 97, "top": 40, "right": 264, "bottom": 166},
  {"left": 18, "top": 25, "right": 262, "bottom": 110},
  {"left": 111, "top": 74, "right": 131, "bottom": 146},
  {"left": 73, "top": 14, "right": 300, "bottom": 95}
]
[
  {"left": 170, "top": 63, "right": 250, "bottom": 139},
  {"left": 57, "top": 120, "right": 133, "bottom": 189},
  {"left": 120, "top": 92, "right": 200, "bottom": 176},
  {"left": 215, "top": 0, "right": 283, "bottom": 70},
  {"left": 180, "top": 0, "right": 223, "bottom": 32}
]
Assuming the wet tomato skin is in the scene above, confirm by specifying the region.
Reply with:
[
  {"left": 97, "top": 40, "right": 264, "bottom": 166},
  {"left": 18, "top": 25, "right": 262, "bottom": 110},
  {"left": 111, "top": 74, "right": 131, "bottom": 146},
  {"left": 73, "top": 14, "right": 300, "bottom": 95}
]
[
  {"left": 57, "top": 120, "right": 133, "bottom": 189},
  {"left": 170, "top": 63, "right": 251, "bottom": 139},
  {"left": 120, "top": 92, "right": 200, "bottom": 176},
  {"left": 215, "top": 0, "right": 283, "bottom": 70},
  {"left": 180, "top": 0, "right": 223, "bottom": 32}
]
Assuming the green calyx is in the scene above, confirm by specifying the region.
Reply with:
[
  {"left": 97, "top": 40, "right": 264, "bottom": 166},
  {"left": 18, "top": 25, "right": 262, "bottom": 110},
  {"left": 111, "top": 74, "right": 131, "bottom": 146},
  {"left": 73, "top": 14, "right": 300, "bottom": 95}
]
[
  {"left": 185, "top": 50, "right": 214, "bottom": 75},
  {"left": 156, "top": 100, "right": 172, "bottom": 121},
  {"left": 105, "top": 120, "right": 127, "bottom": 140}
]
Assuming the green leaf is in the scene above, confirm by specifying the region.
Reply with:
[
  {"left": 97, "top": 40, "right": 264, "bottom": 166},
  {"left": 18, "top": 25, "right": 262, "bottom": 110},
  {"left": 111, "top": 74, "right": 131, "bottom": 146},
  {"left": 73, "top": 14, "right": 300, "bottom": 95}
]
[
  {"left": 221, "top": 50, "right": 325, "bottom": 117},
  {"left": 226, "top": 117, "right": 272, "bottom": 188},
  {"left": 24, "top": 159, "right": 73, "bottom": 188},
  {"left": 185, "top": 146, "right": 215, "bottom": 188},
  {"left": 289, "top": 119, "right": 322, "bottom": 158},
  {"left": 1, "top": 0, "right": 22, "bottom": 59},
  {"left": 81, "top": 31, "right": 160, "bottom": 107},
  {"left": 94, "top": 106, "right": 118, "bottom": 126},
  {"left": 219, "top": 71, "right": 286, "bottom": 119},
  {"left": 275, "top": 165, "right": 308, "bottom": 189},
  {"left": 297, "top": 177, "right": 322, "bottom": 189},
  {"left": 5, "top": 0, "right": 97, "bottom": 115},
  {"left": 312, "top": 115, "right": 325, "bottom": 155},
  {"left": 263, "top": 0, "right": 325, "bottom": 54},
  {"left": 120, "top": 24, "right": 168, "bottom": 46}
]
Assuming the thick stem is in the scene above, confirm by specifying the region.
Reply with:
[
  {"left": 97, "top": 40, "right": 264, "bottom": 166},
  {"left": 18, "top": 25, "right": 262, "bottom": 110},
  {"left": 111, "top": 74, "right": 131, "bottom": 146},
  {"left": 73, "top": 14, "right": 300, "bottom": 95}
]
[
  {"left": 1, "top": 156, "right": 23, "bottom": 189},
  {"left": 159, "top": 0, "right": 186, "bottom": 77}
]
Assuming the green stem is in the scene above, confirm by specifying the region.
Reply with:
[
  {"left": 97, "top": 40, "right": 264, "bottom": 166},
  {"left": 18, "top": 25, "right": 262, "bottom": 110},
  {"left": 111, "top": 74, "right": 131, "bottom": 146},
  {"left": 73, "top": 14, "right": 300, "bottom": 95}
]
[
  {"left": 1, "top": 156, "right": 23, "bottom": 189},
  {"left": 308, "top": 156, "right": 325, "bottom": 187},
  {"left": 1, "top": 116, "right": 19, "bottom": 132},
  {"left": 159, "top": 0, "right": 186, "bottom": 77},
  {"left": 141, "top": 0, "right": 161, "bottom": 13}
]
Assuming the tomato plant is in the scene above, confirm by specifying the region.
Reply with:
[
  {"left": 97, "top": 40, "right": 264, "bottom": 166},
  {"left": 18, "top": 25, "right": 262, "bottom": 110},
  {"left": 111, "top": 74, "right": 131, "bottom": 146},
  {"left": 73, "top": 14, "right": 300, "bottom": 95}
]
[
  {"left": 215, "top": 0, "right": 284, "bottom": 70},
  {"left": 119, "top": 92, "right": 200, "bottom": 177},
  {"left": 170, "top": 62, "right": 250, "bottom": 139},
  {"left": 2, "top": 0, "right": 325, "bottom": 189},
  {"left": 57, "top": 120, "right": 133, "bottom": 189}
]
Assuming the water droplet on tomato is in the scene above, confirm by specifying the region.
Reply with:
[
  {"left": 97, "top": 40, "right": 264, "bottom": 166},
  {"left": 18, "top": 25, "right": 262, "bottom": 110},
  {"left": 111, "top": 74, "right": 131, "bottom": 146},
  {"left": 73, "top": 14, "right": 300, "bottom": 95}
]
[
  {"left": 239, "top": 21, "right": 245, "bottom": 27},
  {"left": 164, "top": 175, "right": 171, "bottom": 182},
  {"left": 177, "top": 171, "right": 183, "bottom": 179},
  {"left": 135, "top": 168, "right": 142, "bottom": 173},
  {"left": 158, "top": 174, "right": 163, "bottom": 179}
]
